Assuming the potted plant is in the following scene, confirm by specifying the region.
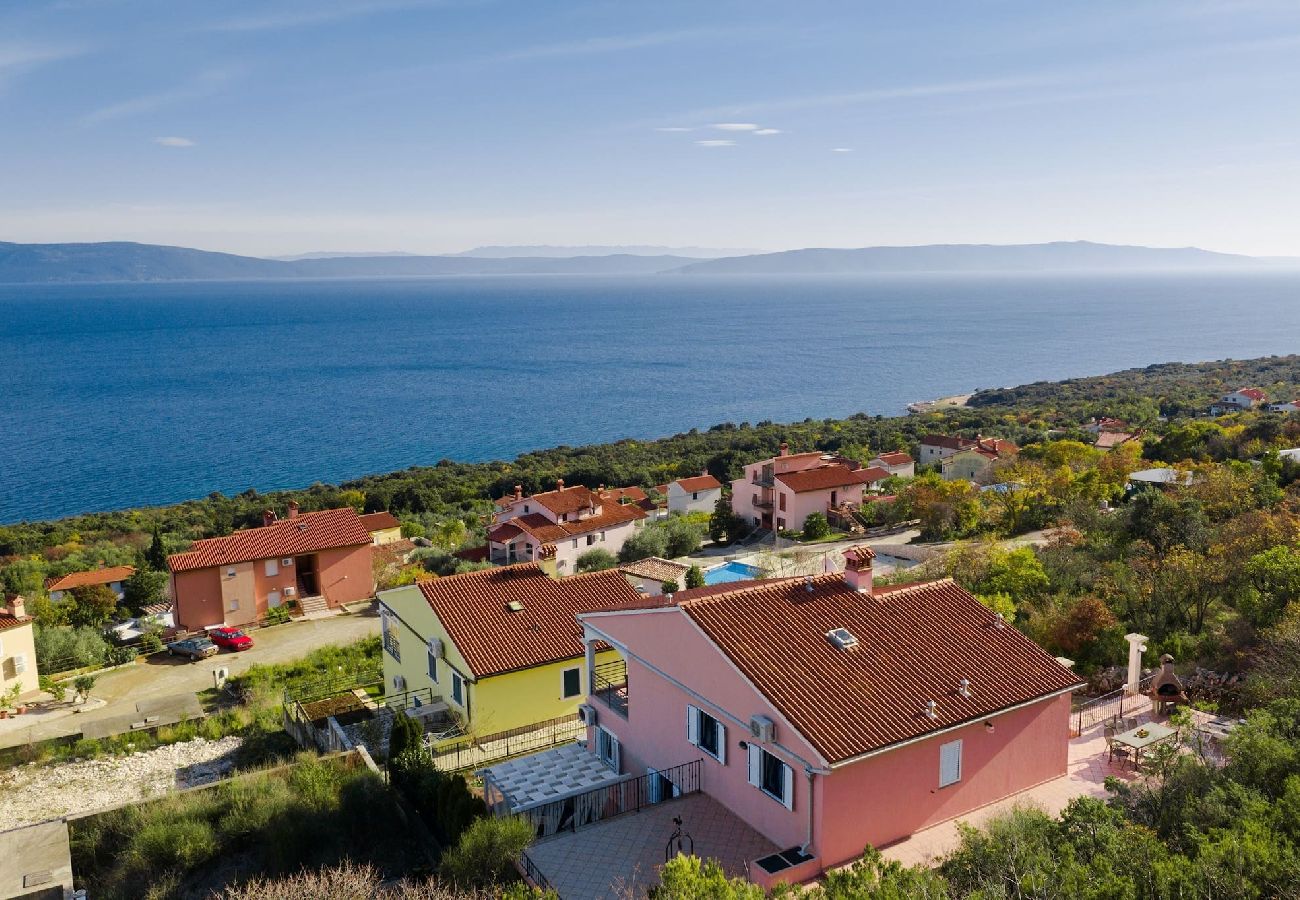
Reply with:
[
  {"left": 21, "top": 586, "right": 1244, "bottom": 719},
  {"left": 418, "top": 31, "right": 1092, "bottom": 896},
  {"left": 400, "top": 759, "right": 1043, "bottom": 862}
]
[{"left": 0, "top": 684, "right": 19, "bottom": 718}]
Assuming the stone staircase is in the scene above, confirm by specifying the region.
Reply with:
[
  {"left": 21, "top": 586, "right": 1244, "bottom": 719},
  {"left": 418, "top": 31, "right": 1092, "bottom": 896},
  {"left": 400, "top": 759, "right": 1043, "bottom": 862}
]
[{"left": 295, "top": 595, "right": 330, "bottom": 618}]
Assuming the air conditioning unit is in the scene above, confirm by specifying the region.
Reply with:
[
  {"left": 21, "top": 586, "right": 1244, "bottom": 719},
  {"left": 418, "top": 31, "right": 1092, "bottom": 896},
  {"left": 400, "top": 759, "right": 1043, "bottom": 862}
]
[
  {"left": 393, "top": 675, "right": 407, "bottom": 692},
  {"left": 282, "top": 558, "right": 293, "bottom": 567},
  {"left": 749, "top": 715, "right": 775, "bottom": 743},
  {"left": 12, "top": 654, "right": 26, "bottom": 674},
  {"left": 283, "top": 586, "right": 297, "bottom": 597},
  {"left": 578, "top": 704, "right": 598, "bottom": 727},
  {"left": 427, "top": 638, "right": 444, "bottom": 658}
]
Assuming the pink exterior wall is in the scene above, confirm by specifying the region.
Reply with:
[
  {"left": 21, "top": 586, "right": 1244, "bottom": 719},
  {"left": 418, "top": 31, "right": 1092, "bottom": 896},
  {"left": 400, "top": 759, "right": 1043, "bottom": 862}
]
[
  {"left": 173, "top": 568, "right": 223, "bottom": 630},
  {"left": 777, "top": 484, "right": 864, "bottom": 532},
  {"left": 814, "top": 692, "right": 1072, "bottom": 867},
  {"left": 315, "top": 545, "right": 375, "bottom": 608},
  {"left": 586, "top": 609, "right": 821, "bottom": 853}
]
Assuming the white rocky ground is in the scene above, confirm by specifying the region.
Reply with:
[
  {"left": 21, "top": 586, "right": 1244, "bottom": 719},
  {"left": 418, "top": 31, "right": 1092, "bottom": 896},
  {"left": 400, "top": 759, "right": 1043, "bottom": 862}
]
[{"left": 0, "top": 735, "right": 242, "bottom": 829}]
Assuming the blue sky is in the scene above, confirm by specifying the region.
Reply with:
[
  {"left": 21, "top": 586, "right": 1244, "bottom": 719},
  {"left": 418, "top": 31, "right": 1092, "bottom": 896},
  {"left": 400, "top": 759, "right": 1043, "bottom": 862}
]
[{"left": 2, "top": 0, "right": 1299, "bottom": 256}]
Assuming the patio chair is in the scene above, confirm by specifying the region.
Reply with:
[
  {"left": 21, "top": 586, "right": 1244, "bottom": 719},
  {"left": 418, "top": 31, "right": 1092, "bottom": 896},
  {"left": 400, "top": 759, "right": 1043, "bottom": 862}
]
[{"left": 1104, "top": 723, "right": 1133, "bottom": 768}]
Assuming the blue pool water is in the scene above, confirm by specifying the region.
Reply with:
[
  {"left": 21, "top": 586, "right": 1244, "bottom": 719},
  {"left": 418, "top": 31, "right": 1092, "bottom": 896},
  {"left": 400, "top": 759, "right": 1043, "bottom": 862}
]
[{"left": 704, "top": 561, "right": 763, "bottom": 585}]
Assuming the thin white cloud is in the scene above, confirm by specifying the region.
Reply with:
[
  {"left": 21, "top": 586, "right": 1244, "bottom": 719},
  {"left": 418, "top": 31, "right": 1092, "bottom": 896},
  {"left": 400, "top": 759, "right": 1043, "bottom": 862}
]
[
  {"left": 155, "top": 136, "right": 196, "bottom": 147},
  {"left": 205, "top": 0, "right": 449, "bottom": 33},
  {"left": 82, "top": 67, "right": 241, "bottom": 126},
  {"left": 754, "top": 128, "right": 782, "bottom": 135},
  {"left": 0, "top": 41, "right": 85, "bottom": 86},
  {"left": 654, "top": 126, "right": 693, "bottom": 132},
  {"left": 494, "top": 27, "right": 739, "bottom": 64},
  {"left": 831, "top": 147, "right": 853, "bottom": 153},
  {"left": 696, "top": 139, "right": 735, "bottom": 147},
  {"left": 712, "top": 123, "right": 759, "bottom": 131}
]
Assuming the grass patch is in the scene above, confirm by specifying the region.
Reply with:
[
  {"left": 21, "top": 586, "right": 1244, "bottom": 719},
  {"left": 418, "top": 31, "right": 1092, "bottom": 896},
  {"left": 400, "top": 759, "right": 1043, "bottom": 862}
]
[{"left": 69, "top": 752, "right": 427, "bottom": 900}]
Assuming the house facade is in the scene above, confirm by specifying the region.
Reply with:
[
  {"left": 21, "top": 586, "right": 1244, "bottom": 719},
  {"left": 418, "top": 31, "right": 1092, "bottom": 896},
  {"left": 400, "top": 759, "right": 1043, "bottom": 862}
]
[
  {"left": 730, "top": 444, "right": 886, "bottom": 532},
  {"left": 572, "top": 549, "right": 1082, "bottom": 883},
  {"left": 1210, "top": 388, "right": 1267, "bottom": 415},
  {"left": 360, "top": 511, "right": 404, "bottom": 545},
  {"left": 665, "top": 475, "right": 723, "bottom": 515},
  {"left": 869, "top": 451, "right": 915, "bottom": 479},
  {"left": 1267, "top": 400, "right": 1300, "bottom": 413},
  {"left": 918, "top": 434, "right": 978, "bottom": 467},
  {"left": 45, "top": 565, "right": 134, "bottom": 602},
  {"left": 940, "top": 438, "right": 1018, "bottom": 482},
  {"left": 168, "top": 505, "right": 374, "bottom": 630},
  {"left": 0, "top": 596, "right": 38, "bottom": 701},
  {"left": 377, "top": 560, "right": 642, "bottom": 739},
  {"left": 488, "top": 482, "right": 646, "bottom": 573}
]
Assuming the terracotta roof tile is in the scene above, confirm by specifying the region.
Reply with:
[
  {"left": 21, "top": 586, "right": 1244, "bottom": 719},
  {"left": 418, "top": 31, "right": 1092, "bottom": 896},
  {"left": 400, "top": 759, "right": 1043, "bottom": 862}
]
[
  {"left": 45, "top": 566, "right": 135, "bottom": 592},
  {"left": 532, "top": 485, "right": 599, "bottom": 516},
  {"left": 0, "top": 612, "right": 32, "bottom": 633},
  {"left": 873, "top": 452, "right": 914, "bottom": 467},
  {"left": 776, "top": 464, "right": 879, "bottom": 493},
  {"left": 920, "top": 434, "right": 977, "bottom": 451},
  {"left": 673, "top": 475, "right": 722, "bottom": 493},
  {"left": 678, "top": 576, "right": 1083, "bottom": 764},
  {"left": 359, "top": 511, "right": 401, "bottom": 531},
  {"left": 620, "top": 557, "right": 690, "bottom": 583},
  {"left": 415, "top": 563, "right": 643, "bottom": 677},
  {"left": 1239, "top": 388, "right": 1267, "bottom": 401},
  {"left": 168, "top": 508, "right": 371, "bottom": 573}
]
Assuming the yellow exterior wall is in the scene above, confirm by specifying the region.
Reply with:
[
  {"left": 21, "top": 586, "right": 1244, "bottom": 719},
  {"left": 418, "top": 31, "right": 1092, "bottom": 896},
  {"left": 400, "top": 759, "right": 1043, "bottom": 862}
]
[
  {"left": 0, "top": 622, "right": 39, "bottom": 699},
  {"left": 370, "top": 527, "right": 404, "bottom": 546},
  {"left": 377, "top": 584, "right": 618, "bottom": 739}
]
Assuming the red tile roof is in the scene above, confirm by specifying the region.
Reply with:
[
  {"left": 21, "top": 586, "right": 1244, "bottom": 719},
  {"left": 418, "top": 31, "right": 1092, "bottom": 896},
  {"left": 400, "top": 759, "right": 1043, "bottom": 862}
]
[
  {"left": 1238, "top": 388, "right": 1267, "bottom": 401},
  {"left": 620, "top": 557, "right": 690, "bottom": 583},
  {"left": 0, "top": 611, "right": 32, "bottom": 633},
  {"left": 678, "top": 576, "right": 1083, "bottom": 764},
  {"left": 415, "top": 563, "right": 643, "bottom": 677},
  {"left": 532, "top": 485, "right": 600, "bottom": 516},
  {"left": 168, "top": 508, "right": 371, "bottom": 573},
  {"left": 873, "top": 452, "right": 913, "bottom": 467},
  {"left": 673, "top": 475, "right": 722, "bottom": 493},
  {"left": 599, "top": 486, "right": 648, "bottom": 504},
  {"left": 776, "top": 464, "right": 879, "bottom": 493},
  {"left": 1094, "top": 431, "right": 1139, "bottom": 449},
  {"left": 45, "top": 566, "right": 135, "bottom": 592},
  {"left": 488, "top": 513, "right": 570, "bottom": 545},
  {"left": 858, "top": 466, "right": 890, "bottom": 483},
  {"left": 920, "top": 434, "right": 977, "bottom": 451},
  {"left": 359, "top": 511, "right": 400, "bottom": 531}
]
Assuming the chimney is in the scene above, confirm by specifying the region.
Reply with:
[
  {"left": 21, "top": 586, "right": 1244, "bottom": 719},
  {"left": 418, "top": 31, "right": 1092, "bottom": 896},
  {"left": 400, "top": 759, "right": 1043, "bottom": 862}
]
[
  {"left": 287, "top": 500, "right": 300, "bottom": 519},
  {"left": 556, "top": 478, "right": 565, "bottom": 490},
  {"left": 514, "top": 485, "right": 523, "bottom": 500},
  {"left": 262, "top": 508, "right": 277, "bottom": 527},
  {"left": 6, "top": 595, "right": 25, "bottom": 619},
  {"left": 779, "top": 442, "right": 790, "bottom": 457},
  {"left": 842, "top": 545, "right": 875, "bottom": 594},
  {"left": 537, "top": 543, "right": 559, "bottom": 579}
]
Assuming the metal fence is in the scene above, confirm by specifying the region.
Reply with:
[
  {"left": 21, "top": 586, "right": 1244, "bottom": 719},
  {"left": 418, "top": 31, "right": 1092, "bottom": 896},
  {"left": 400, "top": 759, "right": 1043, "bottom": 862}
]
[
  {"left": 1073, "top": 674, "right": 1156, "bottom": 735},
  {"left": 516, "top": 758, "right": 702, "bottom": 838},
  {"left": 593, "top": 660, "right": 628, "bottom": 718},
  {"left": 519, "top": 848, "right": 553, "bottom": 892},
  {"left": 430, "top": 715, "right": 584, "bottom": 772},
  {"left": 281, "top": 666, "right": 383, "bottom": 704}
]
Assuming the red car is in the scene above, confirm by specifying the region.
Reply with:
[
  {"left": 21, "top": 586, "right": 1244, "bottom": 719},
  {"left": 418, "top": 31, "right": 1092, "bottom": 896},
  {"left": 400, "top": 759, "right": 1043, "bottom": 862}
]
[{"left": 209, "top": 627, "right": 254, "bottom": 651}]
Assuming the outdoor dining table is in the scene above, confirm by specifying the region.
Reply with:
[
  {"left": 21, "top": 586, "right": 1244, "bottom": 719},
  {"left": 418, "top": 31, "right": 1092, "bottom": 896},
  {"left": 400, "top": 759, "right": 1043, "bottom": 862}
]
[{"left": 1112, "top": 721, "right": 1178, "bottom": 768}]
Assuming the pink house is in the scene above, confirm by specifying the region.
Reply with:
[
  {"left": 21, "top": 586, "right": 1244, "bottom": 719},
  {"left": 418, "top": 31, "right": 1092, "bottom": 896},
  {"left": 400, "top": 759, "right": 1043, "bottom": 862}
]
[
  {"left": 567, "top": 547, "right": 1082, "bottom": 885},
  {"left": 488, "top": 481, "right": 646, "bottom": 573},
  {"left": 730, "top": 443, "right": 887, "bottom": 532}
]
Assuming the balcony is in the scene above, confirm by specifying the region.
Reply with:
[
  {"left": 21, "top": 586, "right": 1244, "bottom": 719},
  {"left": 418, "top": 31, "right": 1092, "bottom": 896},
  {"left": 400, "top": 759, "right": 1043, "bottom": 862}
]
[
  {"left": 593, "top": 659, "right": 628, "bottom": 719},
  {"left": 752, "top": 495, "right": 774, "bottom": 509}
]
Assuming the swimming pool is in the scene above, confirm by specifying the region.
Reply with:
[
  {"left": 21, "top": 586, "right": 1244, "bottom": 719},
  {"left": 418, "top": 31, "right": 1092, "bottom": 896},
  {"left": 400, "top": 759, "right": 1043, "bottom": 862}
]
[{"left": 703, "top": 561, "right": 763, "bottom": 585}]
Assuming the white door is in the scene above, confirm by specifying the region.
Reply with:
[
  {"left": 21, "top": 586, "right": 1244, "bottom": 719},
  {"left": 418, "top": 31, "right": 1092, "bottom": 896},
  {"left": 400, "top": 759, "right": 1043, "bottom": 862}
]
[{"left": 267, "top": 591, "right": 282, "bottom": 608}]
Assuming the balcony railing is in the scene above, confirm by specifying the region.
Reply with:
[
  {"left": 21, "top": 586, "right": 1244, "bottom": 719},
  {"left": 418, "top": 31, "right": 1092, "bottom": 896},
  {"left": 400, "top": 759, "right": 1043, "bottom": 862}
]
[
  {"left": 513, "top": 758, "right": 702, "bottom": 838},
  {"left": 594, "top": 659, "right": 628, "bottom": 719},
  {"left": 752, "top": 495, "right": 774, "bottom": 509}
]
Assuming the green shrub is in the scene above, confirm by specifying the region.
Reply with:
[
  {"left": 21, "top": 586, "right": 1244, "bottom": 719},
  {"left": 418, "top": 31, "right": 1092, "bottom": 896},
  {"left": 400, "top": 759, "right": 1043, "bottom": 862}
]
[
  {"left": 802, "top": 511, "right": 831, "bottom": 540},
  {"left": 439, "top": 815, "right": 534, "bottom": 889},
  {"left": 685, "top": 565, "right": 706, "bottom": 589},
  {"left": 140, "top": 631, "right": 164, "bottom": 653},
  {"left": 575, "top": 548, "right": 618, "bottom": 572},
  {"left": 264, "top": 605, "right": 290, "bottom": 626},
  {"left": 105, "top": 645, "right": 138, "bottom": 667},
  {"left": 128, "top": 817, "right": 218, "bottom": 872}
]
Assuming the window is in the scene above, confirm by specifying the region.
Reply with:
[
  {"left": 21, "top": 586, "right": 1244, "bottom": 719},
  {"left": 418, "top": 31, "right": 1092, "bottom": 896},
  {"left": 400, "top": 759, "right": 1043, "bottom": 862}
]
[
  {"left": 227, "top": 598, "right": 240, "bottom": 612},
  {"left": 692, "top": 492, "right": 699, "bottom": 500},
  {"left": 561, "top": 666, "right": 582, "bottom": 699},
  {"left": 939, "top": 739, "right": 963, "bottom": 788},
  {"left": 572, "top": 539, "right": 579, "bottom": 549},
  {"left": 524, "top": 504, "right": 530, "bottom": 513},
  {"left": 427, "top": 649, "right": 438, "bottom": 683},
  {"left": 779, "top": 493, "right": 787, "bottom": 511},
  {"left": 687, "top": 705, "right": 726, "bottom": 763},
  {"left": 381, "top": 609, "right": 400, "bottom": 662},
  {"left": 748, "top": 745, "right": 793, "bottom": 809},
  {"left": 264, "top": 559, "right": 279, "bottom": 577},
  {"left": 597, "top": 726, "right": 621, "bottom": 772},
  {"left": 451, "top": 672, "right": 464, "bottom": 706},
  {"left": 777, "top": 518, "right": 786, "bottom": 530},
  {"left": 586, "top": 534, "right": 597, "bottom": 546}
]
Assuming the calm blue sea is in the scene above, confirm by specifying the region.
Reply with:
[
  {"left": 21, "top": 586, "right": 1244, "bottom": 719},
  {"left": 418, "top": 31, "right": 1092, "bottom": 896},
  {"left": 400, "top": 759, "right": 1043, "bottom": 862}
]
[{"left": 3, "top": 272, "right": 1299, "bottom": 523}]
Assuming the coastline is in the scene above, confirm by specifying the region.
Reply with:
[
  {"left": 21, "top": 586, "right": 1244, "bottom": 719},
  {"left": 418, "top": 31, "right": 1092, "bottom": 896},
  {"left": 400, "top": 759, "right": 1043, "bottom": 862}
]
[{"left": 907, "top": 393, "right": 972, "bottom": 414}]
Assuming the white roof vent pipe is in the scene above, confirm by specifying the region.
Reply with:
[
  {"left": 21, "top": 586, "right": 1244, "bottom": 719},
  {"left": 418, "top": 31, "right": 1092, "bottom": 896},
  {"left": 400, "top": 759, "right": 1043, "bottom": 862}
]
[
  {"left": 957, "top": 678, "right": 972, "bottom": 698},
  {"left": 924, "top": 700, "right": 939, "bottom": 720}
]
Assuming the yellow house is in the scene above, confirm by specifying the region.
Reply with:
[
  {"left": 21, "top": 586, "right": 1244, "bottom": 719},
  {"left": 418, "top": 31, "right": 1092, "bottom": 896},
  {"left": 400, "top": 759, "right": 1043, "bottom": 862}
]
[
  {"left": 360, "top": 511, "right": 405, "bottom": 546},
  {"left": 376, "top": 559, "right": 642, "bottom": 740},
  {"left": 1, "top": 596, "right": 39, "bottom": 700}
]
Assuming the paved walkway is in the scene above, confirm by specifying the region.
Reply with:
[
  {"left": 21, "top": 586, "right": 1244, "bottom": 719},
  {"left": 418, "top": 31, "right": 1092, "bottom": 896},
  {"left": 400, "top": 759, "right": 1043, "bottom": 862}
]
[
  {"left": 527, "top": 792, "right": 776, "bottom": 900},
  {"left": 0, "top": 609, "right": 379, "bottom": 749}
]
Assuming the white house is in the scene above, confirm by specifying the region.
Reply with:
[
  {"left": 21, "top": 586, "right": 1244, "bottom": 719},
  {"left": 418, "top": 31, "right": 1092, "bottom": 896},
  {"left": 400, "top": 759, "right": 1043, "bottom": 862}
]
[
  {"left": 664, "top": 474, "right": 722, "bottom": 515},
  {"left": 1209, "top": 388, "right": 1267, "bottom": 415},
  {"left": 488, "top": 481, "right": 646, "bottom": 573},
  {"left": 45, "top": 566, "right": 134, "bottom": 602},
  {"left": 1267, "top": 400, "right": 1300, "bottom": 413},
  {"left": 918, "top": 435, "right": 979, "bottom": 467},
  {"left": 869, "top": 451, "right": 915, "bottom": 478}
]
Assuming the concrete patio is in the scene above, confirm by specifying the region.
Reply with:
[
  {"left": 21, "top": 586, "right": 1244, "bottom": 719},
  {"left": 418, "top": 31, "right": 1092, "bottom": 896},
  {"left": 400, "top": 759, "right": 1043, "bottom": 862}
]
[{"left": 525, "top": 791, "right": 776, "bottom": 900}]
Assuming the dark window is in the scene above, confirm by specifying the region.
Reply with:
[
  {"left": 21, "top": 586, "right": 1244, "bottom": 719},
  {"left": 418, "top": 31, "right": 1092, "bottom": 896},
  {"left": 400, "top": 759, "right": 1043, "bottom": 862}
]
[
  {"left": 452, "top": 672, "right": 464, "bottom": 705},
  {"left": 698, "top": 710, "right": 720, "bottom": 757},
  {"left": 761, "top": 749, "right": 787, "bottom": 800},
  {"left": 562, "top": 667, "right": 581, "bottom": 699},
  {"left": 779, "top": 493, "right": 786, "bottom": 511},
  {"left": 427, "top": 651, "right": 437, "bottom": 683}
]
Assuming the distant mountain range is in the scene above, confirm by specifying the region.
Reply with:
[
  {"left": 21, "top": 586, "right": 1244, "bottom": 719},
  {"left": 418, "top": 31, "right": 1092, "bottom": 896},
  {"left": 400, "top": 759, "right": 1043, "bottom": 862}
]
[
  {"left": 448, "top": 244, "right": 754, "bottom": 258},
  {"left": 0, "top": 239, "right": 1292, "bottom": 284}
]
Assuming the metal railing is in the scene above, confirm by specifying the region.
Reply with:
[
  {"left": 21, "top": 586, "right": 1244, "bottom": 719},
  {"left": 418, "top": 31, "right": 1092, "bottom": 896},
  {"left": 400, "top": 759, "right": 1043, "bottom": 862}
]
[
  {"left": 517, "top": 758, "right": 702, "bottom": 838},
  {"left": 430, "top": 715, "right": 583, "bottom": 772},
  {"left": 281, "top": 666, "right": 383, "bottom": 704},
  {"left": 593, "top": 660, "right": 628, "bottom": 718},
  {"left": 1073, "top": 674, "right": 1156, "bottom": 735},
  {"left": 520, "top": 849, "right": 553, "bottom": 891}
]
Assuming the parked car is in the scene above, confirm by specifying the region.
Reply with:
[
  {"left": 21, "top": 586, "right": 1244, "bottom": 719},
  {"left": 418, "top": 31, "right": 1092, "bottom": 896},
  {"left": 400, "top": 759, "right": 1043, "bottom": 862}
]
[
  {"left": 167, "top": 636, "right": 217, "bottom": 660},
  {"left": 209, "top": 627, "right": 253, "bottom": 651}
]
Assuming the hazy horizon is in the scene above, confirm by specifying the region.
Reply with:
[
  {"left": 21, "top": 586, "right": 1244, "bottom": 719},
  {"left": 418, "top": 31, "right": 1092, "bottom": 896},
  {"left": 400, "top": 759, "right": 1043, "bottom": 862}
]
[{"left": 4, "top": 2, "right": 1300, "bottom": 257}]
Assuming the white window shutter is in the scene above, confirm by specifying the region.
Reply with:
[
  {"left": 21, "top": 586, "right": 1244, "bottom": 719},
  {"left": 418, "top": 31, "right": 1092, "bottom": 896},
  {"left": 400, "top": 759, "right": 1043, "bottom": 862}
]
[
  {"left": 747, "top": 743, "right": 761, "bottom": 787},
  {"left": 648, "top": 768, "right": 662, "bottom": 804},
  {"left": 687, "top": 705, "right": 699, "bottom": 745},
  {"left": 610, "top": 733, "right": 621, "bottom": 774},
  {"left": 940, "top": 739, "right": 963, "bottom": 787},
  {"left": 717, "top": 722, "right": 727, "bottom": 765},
  {"left": 782, "top": 763, "right": 795, "bottom": 810}
]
